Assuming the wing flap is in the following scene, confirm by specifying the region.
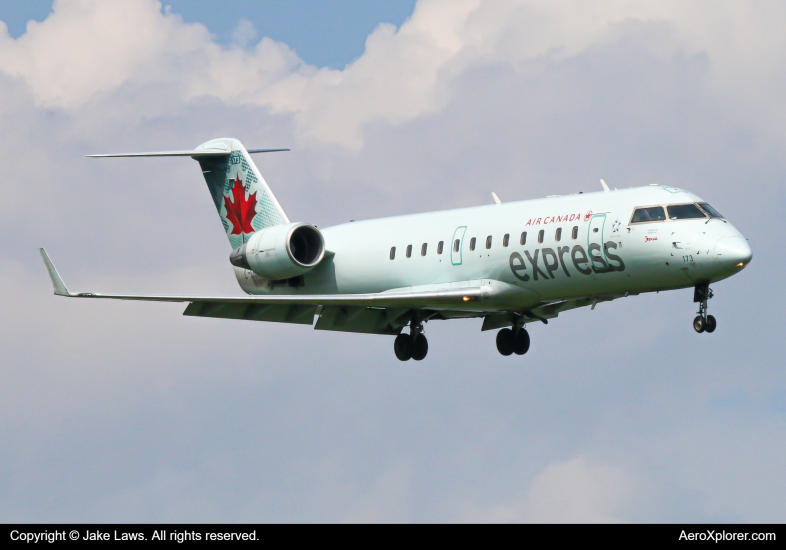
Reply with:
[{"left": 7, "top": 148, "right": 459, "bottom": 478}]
[
  {"left": 314, "top": 306, "right": 403, "bottom": 335},
  {"left": 183, "top": 302, "right": 317, "bottom": 325}
]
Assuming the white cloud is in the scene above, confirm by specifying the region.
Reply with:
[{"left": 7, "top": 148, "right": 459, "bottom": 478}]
[
  {"left": 0, "top": 0, "right": 198, "bottom": 108},
  {"left": 3, "top": 0, "right": 785, "bottom": 148},
  {"left": 522, "top": 456, "right": 632, "bottom": 523},
  {"left": 231, "top": 19, "right": 257, "bottom": 49},
  {"left": 474, "top": 457, "right": 634, "bottom": 523}
]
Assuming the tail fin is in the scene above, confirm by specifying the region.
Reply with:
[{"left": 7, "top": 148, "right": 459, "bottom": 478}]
[
  {"left": 87, "top": 138, "right": 290, "bottom": 249},
  {"left": 195, "top": 138, "right": 289, "bottom": 249}
]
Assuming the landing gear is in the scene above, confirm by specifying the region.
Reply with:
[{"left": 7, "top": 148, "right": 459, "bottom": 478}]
[
  {"left": 693, "top": 283, "right": 717, "bottom": 334},
  {"left": 394, "top": 320, "right": 428, "bottom": 361},
  {"left": 496, "top": 327, "right": 530, "bottom": 356},
  {"left": 513, "top": 329, "right": 530, "bottom": 355},
  {"left": 496, "top": 328, "right": 514, "bottom": 356},
  {"left": 411, "top": 333, "right": 428, "bottom": 361},
  {"left": 394, "top": 333, "right": 413, "bottom": 361}
]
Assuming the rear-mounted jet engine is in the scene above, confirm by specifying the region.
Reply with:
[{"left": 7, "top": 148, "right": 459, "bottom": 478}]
[{"left": 229, "top": 222, "right": 325, "bottom": 280}]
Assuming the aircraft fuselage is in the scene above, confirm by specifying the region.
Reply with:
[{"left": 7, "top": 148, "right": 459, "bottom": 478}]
[{"left": 235, "top": 185, "right": 751, "bottom": 312}]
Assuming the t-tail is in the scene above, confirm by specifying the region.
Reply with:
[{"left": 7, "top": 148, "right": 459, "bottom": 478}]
[
  {"left": 194, "top": 138, "right": 289, "bottom": 249},
  {"left": 87, "top": 138, "right": 290, "bottom": 249}
]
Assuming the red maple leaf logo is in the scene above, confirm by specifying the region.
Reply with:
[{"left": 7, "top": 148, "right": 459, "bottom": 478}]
[{"left": 224, "top": 175, "right": 257, "bottom": 235}]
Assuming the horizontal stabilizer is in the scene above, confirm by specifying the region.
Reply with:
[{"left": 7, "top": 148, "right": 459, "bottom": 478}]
[{"left": 86, "top": 148, "right": 289, "bottom": 158}]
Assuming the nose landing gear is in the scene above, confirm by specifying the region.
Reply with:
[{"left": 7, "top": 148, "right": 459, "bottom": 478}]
[{"left": 693, "top": 283, "right": 717, "bottom": 334}]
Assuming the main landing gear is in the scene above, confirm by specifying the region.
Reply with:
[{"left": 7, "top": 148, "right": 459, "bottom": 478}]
[
  {"left": 693, "top": 282, "right": 717, "bottom": 334},
  {"left": 496, "top": 326, "right": 530, "bottom": 356},
  {"left": 394, "top": 320, "right": 428, "bottom": 361}
]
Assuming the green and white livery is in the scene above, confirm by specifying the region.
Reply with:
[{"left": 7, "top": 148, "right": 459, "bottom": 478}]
[{"left": 44, "top": 138, "right": 753, "bottom": 361}]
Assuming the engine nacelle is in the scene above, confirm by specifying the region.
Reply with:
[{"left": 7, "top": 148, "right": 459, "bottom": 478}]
[{"left": 229, "top": 222, "right": 325, "bottom": 280}]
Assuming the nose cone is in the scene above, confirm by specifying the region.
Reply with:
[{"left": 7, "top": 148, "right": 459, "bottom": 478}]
[{"left": 715, "top": 236, "right": 752, "bottom": 269}]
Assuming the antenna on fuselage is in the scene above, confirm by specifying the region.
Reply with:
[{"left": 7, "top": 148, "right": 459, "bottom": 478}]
[
  {"left": 491, "top": 192, "right": 502, "bottom": 204},
  {"left": 600, "top": 179, "right": 610, "bottom": 192}
]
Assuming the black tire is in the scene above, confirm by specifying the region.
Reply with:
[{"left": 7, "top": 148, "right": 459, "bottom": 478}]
[
  {"left": 693, "top": 315, "right": 706, "bottom": 333},
  {"left": 411, "top": 334, "right": 428, "bottom": 361},
  {"left": 513, "top": 329, "right": 530, "bottom": 355},
  {"left": 496, "top": 328, "right": 515, "bottom": 356},
  {"left": 705, "top": 315, "right": 717, "bottom": 333},
  {"left": 394, "top": 333, "right": 413, "bottom": 361}
]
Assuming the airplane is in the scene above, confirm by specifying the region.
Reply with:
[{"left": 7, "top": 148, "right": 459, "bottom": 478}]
[{"left": 40, "top": 137, "right": 752, "bottom": 361}]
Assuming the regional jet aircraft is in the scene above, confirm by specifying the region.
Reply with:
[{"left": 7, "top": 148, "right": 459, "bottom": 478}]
[{"left": 40, "top": 138, "right": 752, "bottom": 360}]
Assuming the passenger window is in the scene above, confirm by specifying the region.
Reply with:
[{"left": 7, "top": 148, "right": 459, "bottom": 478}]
[
  {"left": 503, "top": 234, "right": 509, "bottom": 247},
  {"left": 631, "top": 206, "right": 667, "bottom": 223},
  {"left": 555, "top": 228, "right": 562, "bottom": 241},
  {"left": 406, "top": 245, "right": 412, "bottom": 258},
  {"left": 421, "top": 243, "right": 427, "bottom": 256},
  {"left": 538, "top": 230, "right": 544, "bottom": 243},
  {"left": 520, "top": 232, "right": 527, "bottom": 245},
  {"left": 668, "top": 203, "right": 707, "bottom": 220},
  {"left": 486, "top": 236, "right": 492, "bottom": 249},
  {"left": 470, "top": 237, "right": 476, "bottom": 251},
  {"left": 572, "top": 226, "right": 578, "bottom": 239},
  {"left": 698, "top": 203, "right": 724, "bottom": 218},
  {"left": 454, "top": 239, "right": 460, "bottom": 253},
  {"left": 438, "top": 241, "right": 444, "bottom": 254},
  {"left": 390, "top": 247, "right": 396, "bottom": 260}
]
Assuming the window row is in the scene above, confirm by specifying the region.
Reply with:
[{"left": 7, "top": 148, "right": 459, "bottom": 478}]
[
  {"left": 389, "top": 226, "right": 580, "bottom": 259},
  {"left": 630, "top": 202, "right": 724, "bottom": 224}
]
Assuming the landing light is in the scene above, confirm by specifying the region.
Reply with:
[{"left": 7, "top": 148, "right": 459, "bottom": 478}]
[
  {"left": 736, "top": 262, "right": 745, "bottom": 267},
  {"left": 463, "top": 296, "right": 471, "bottom": 301}
]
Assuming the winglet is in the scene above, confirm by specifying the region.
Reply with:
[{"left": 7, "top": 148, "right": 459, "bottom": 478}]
[
  {"left": 600, "top": 179, "right": 610, "bottom": 193},
  {"left": 39, "top": 248, "right": 73, "bottom": 296},
  {"left": 491, "top": 192, "right": 502, "bottom": 205}
]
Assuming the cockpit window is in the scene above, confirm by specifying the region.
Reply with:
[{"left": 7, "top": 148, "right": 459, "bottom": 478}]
[
  {"left": 631, "top": 206, "right": 666, "bottom": 223},
  {"left": 667, "top": 203, "right": 706, "bottom": 220},
  {"left": 698, "top": 203, "right": 724, "bottom": 218}
]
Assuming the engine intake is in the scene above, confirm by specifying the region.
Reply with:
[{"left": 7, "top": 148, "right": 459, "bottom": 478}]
[{"left": 229, "top": 222, "right": 325, "bottom": 280}]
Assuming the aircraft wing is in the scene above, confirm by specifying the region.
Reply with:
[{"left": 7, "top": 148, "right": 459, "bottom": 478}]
[
  {"left": 41, "top": 250, "right": 633, "bottom": 335},
  {"left": 40, "top": 249, "right": 487, "bottom": 334}
]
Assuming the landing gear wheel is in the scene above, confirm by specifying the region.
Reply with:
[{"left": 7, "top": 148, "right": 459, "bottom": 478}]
[
  {"left": 411, "top": 333, "right": 428, "bottom": 361},
  {"left": 496, "top": 328, "right": 515, "bottom": 356},
  {"left": 513, "top": 329, "right": 530, "bottom": 355},
  {"left": 693, "top": 283, "right": 716, "bottom": 335},
  {"left": 394, "top": 333, "right": 413, "bottom": 361}
]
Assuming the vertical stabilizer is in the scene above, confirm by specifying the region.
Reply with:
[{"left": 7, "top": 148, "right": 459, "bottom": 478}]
[{"left": 195, "top": 138, "right": 289, "bottom": 249}]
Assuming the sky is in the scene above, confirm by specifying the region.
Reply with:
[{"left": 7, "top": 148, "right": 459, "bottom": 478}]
[
  {"left": 0, "top": 0, "right": 784, "bottom": 522},
  {"left": 0, "top": 0, "right": 417, "bottom": 68}
]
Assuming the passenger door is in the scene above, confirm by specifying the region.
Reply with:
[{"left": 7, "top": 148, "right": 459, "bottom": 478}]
[
  {"left": 451, "top": 226, "right": 467, "bottom": 266},
  {"left": 587, "top": 214, "right": 608, "bottom": 271}
]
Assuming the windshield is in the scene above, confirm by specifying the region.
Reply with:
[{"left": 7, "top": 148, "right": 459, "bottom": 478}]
[
  {"left": 698, "top": 203, "right": 724, "bottom": 218},
  {"left": 631, "top": 206, "right": 667, "bottom": 223},
  {"left": 667, "top": 203, "right": 706, "bottom": 220}
]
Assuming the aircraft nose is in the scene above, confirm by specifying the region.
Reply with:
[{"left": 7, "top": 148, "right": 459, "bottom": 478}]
[{"left": 715, "top": 236, "right": 752, "bottom": 269}]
